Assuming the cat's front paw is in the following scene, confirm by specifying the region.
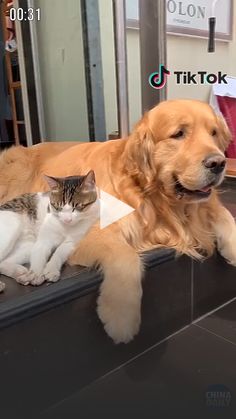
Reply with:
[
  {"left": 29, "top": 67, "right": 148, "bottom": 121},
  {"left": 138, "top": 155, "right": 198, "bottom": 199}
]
[
  {"left": 43, "top": 267, "right": 60, "bottom": 283},
  {"left": 15, "top": 266, "right": 35, "bottom": 286},
  {"left": 30, "top": 273, "right": 46, "bottom": 286}
]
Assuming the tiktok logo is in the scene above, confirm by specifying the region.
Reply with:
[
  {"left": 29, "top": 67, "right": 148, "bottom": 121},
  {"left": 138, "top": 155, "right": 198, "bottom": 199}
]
[{"left": 149, "top": 65, "right": 171, "bottom": 89}]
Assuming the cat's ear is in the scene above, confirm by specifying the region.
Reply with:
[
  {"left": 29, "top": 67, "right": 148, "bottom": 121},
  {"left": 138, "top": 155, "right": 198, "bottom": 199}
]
[
  {"left": 85, "top": 170, "right": 95, "bottom": 184},
  {"left": 44, "top": 175, "right": 60, "bottom": 190},
  {"left": 80, "top": 170, "right": 96, "bottom": 192}
]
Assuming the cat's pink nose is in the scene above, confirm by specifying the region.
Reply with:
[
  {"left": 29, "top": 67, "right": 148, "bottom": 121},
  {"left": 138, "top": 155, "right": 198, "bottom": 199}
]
[{"left": 64, "top": 218, "right": 72, "bottom": 224}]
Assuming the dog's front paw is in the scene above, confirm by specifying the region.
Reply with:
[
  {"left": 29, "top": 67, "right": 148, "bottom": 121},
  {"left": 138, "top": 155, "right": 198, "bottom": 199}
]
[
  {"left": 0, "top": 281, "right": 5, "bottom": 292},
  {"left": 97, "top": 294, "right": 141, "bottom": 344},
  {"left": 43, "top": 267, "right": 60, "bottom": 283}
]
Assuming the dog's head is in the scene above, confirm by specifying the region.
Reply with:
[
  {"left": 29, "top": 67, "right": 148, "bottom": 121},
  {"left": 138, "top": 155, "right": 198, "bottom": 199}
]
[{"left": 126, "top": 99, "right": 231, "bottom": 203}]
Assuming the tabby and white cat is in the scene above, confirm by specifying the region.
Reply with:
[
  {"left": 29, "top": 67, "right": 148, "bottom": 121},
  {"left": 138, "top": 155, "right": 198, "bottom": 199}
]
[{"left": 0, "top": 170, "right": 99, "bottom": 292}]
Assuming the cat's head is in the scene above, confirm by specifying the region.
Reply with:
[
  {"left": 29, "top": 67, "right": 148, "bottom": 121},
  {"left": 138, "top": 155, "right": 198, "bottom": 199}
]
[{"left": 44, "top": 170, "right": 97, "bottom": 226}]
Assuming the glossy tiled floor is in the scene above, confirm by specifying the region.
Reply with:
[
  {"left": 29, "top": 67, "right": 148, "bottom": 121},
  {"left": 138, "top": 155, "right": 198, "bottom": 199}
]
[{"left": 40, "top": 300, "right": 236, "bottom": 419}]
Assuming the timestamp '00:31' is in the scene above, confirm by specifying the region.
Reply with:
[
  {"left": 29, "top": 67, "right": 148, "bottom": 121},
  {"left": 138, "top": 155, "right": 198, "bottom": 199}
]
[{"left": 9, "top": 7, "right": 41, "bottom": 21}]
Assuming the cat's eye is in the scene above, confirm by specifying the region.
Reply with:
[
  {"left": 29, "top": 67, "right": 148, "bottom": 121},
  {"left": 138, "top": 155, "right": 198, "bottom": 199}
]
[
  {"left": 74, "top": 202, "right": 90, "bottom": 211},
  {"left": 170, "top": 129, "right": 184, "bottom": 139},
  {"left": 73, "top": 204, "right": 85, "bottom": 211},
  {"left": 212, "top": 128, "right": 217, "bottom": 136},
  {"left": 51, "top": 203, "right": 62, "bottom": 212}
]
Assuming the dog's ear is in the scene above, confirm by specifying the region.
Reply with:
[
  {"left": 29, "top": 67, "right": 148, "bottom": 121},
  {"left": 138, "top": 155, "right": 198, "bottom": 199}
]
[
  {"left": 216, "top": 116, "right": 232, "bottom": 151},
  {"left": 126, "top": 114, "right": 156, "bottom": 181}
]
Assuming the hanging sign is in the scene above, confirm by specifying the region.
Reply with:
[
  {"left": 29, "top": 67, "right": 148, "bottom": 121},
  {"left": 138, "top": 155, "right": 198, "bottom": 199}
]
[{"left": 126, "top": 0, "right": 233, "bottom": 41}]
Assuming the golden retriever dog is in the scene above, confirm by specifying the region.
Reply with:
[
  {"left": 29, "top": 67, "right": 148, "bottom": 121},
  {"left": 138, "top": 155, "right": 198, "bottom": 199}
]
[{"left": 0, "top": 99, "right": 234, "bottom": 344}]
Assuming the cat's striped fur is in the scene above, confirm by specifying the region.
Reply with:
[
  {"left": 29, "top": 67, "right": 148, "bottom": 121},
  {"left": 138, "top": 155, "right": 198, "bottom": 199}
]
[{"left": 0, "top": 193, "right": 38, "bottom": 220}]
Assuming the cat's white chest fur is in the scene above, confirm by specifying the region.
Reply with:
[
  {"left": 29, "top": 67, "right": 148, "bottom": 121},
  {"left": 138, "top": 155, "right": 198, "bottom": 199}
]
[{"left": 37, "top": 193, "right": 50, "bottom": 222}]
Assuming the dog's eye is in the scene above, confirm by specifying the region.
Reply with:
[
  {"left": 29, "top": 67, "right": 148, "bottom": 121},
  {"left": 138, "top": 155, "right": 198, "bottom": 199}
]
[
  {"left": 212, "top": 129, "right": 217, "bottom": 136},
  {"left": 171, "top": 130, "right": 184, "bottom": 139}
]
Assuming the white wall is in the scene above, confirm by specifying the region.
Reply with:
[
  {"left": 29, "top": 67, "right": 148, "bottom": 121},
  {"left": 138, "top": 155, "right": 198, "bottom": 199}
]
[
  {"left": 35, "top": 0, "right": 89, "bottom": 141},
  {"left": 167, "top": 1, "right": 236, "bottom": 101},
  {"left": 127, "top": 29, "right": 141, "bottom": 131},
  {"left": 98, "top": 0, "right": 117, "bottom": 137},
  {"left": 167, "top": 35, "right": 233, "bottom": 101}
]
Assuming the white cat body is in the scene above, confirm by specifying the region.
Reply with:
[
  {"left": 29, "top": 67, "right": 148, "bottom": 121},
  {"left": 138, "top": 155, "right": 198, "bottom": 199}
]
[{"left": 0, "top": 172, "right": 99, "bottom": 289}]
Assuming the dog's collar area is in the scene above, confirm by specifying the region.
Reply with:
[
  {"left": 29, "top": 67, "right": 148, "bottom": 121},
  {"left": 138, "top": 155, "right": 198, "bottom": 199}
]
[{"left": 174, "top": 176, "right": 212, "bottom": 199}]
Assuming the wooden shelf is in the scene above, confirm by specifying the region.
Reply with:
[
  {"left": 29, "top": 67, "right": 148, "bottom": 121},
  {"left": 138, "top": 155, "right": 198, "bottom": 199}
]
[
  {"left": 1, "top": 0, "right": 24, "bottom": 146},
  {"left": 12, "top": 81, "right": 21, "bottom": 89}
]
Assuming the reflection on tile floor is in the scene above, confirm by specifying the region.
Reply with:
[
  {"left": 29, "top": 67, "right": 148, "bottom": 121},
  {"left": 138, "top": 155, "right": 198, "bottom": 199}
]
[{"left": 40, "top": 300, "right": 236, "bottom": 419}]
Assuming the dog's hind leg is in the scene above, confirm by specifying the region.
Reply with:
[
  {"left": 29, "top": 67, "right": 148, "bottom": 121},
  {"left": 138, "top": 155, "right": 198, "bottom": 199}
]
[{"left": 69, "top": 224, "right": 144, "bottom": 344}]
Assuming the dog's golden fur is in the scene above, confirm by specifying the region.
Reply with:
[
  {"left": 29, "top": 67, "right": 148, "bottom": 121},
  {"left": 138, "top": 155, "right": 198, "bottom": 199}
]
[{"left": 0, "top": 99, "right": 235, "bottom": 343}]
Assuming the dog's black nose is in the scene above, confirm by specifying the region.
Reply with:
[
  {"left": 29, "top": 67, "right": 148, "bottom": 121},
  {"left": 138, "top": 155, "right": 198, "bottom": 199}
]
[{"left": 203, "top": 154, "right": 226, "bottom": 174}]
